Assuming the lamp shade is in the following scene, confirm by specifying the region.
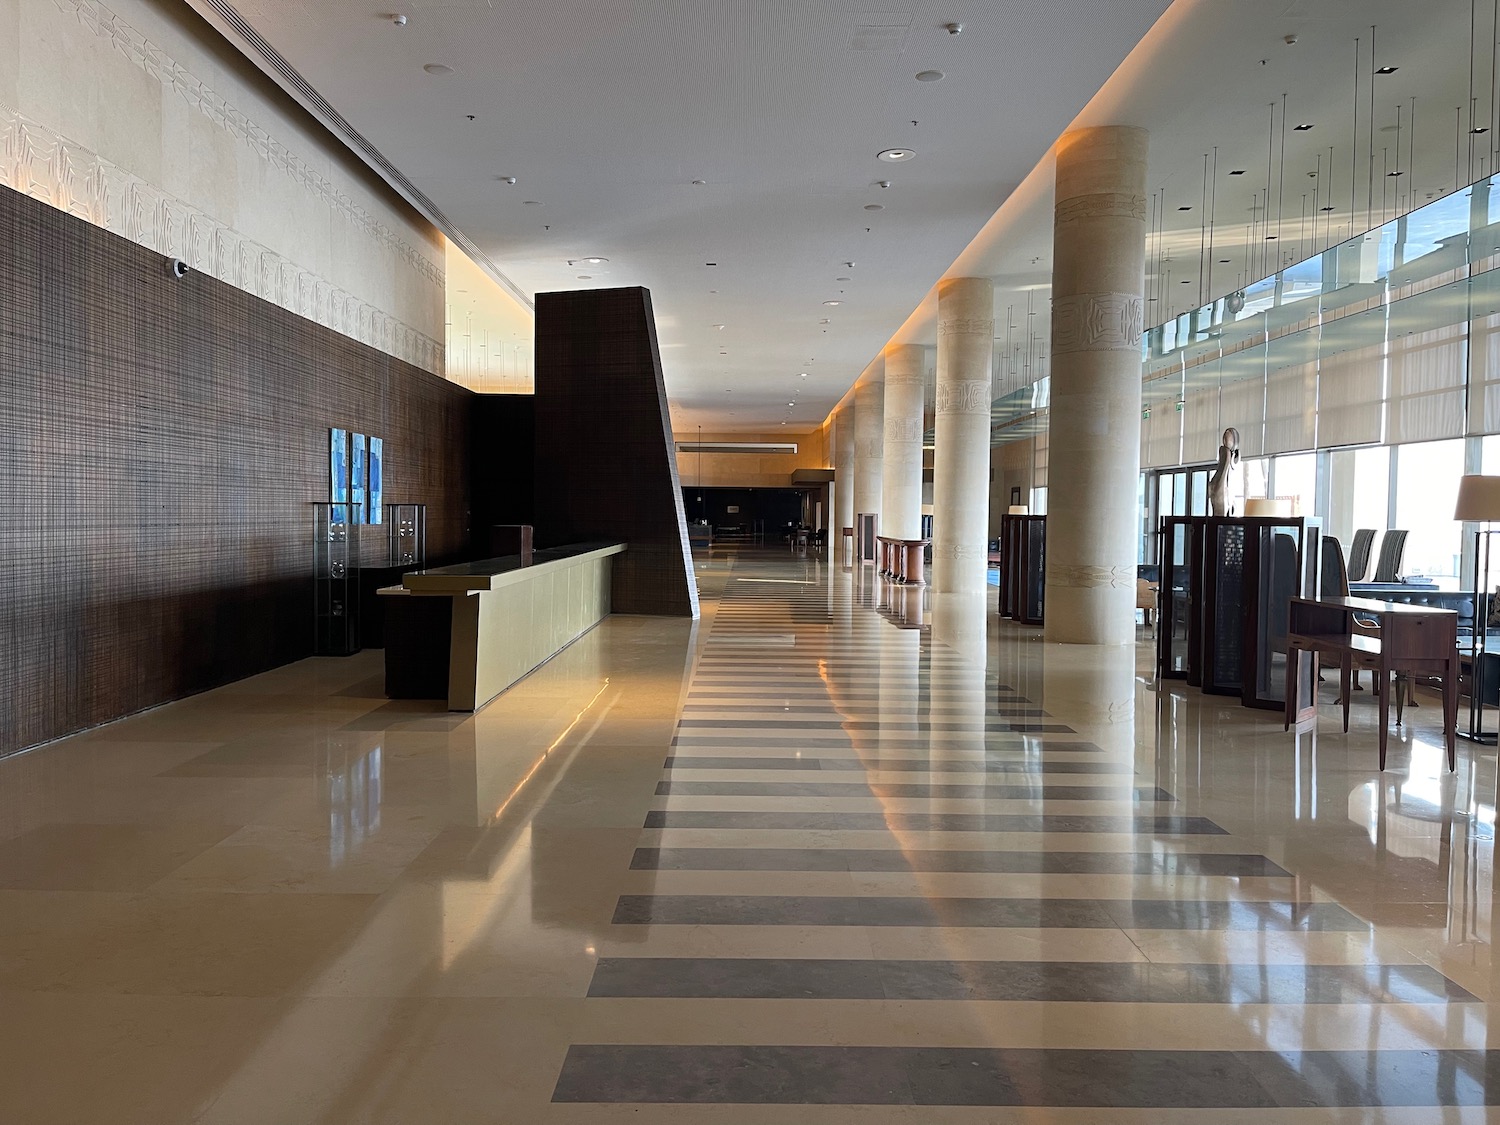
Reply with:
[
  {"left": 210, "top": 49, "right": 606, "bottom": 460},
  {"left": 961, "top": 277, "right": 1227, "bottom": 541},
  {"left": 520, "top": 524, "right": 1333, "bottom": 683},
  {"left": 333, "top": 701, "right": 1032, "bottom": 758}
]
[
  {"left": 1007, "top": 505, "right": 1029, "bottom": 515},
  {"left": 1244, "top": 498, "right": 1292, "bottom": 517},
  {"left": 1454, "top": 475, "right": 1500, "bottom": 521}
]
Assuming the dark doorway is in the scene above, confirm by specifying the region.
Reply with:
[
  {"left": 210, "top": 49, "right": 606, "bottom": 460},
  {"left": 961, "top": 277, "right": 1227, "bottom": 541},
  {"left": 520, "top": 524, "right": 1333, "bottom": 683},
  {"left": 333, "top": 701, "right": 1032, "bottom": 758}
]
[{"left": 683, "top": 487, "right": 804, "bottom": 539}]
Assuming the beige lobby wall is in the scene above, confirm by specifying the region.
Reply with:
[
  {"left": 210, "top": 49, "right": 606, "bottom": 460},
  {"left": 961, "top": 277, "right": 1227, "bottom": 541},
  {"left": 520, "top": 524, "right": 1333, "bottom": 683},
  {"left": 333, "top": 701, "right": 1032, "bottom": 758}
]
[
  {"left": 674, "top": 429, "right": 830, "bottom": 489},
  {"left": 989, "top": 439, "right": 1037, "bottom": 537},
  {"left": 0, "top": 0, "right": 445, "bottom": 373}
]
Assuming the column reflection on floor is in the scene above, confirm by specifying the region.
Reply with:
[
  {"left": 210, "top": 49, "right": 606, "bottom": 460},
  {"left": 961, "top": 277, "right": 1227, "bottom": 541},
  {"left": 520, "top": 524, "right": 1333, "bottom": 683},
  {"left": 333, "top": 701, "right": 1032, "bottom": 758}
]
[{"left": 557, "top": 548, "right": 1497, "bottom": 1114}]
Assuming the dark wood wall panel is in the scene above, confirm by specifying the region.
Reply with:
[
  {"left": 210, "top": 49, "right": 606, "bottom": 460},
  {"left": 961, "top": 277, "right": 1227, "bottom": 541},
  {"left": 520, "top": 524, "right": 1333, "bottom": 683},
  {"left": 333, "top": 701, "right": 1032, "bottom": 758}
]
[
  {"left": 0, "top": 184, "right": 474, "bottom": 758},
  {"left": 533, "top": 287, "right": 697, "bottom": 617}
]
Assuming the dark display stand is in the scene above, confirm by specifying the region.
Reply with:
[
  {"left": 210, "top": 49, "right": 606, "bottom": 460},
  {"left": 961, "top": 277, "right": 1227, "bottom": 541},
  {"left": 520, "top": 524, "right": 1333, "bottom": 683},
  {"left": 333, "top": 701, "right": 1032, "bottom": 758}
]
[
  {"left": 1156, "top": 515, "right": 1321, "bottom": 711},
  {"left": 999, "top": 514, "right": 1046, "bottom": 626}
]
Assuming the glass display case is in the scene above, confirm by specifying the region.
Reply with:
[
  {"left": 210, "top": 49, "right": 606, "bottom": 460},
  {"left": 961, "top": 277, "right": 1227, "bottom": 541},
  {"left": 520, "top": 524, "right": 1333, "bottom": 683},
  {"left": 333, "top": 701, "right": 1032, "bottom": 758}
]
[
  {"left": 313, "top": 502, "right": 361, "bottom": 656},
  {"left": 1156, "top": 516, "right": 1204, "bottom": 681},
  {"left": 386, "top": 503, "right": 426, "bottom": 568},
  {"left": 1155, "top": 514, "right": 1320, "bottom": 710},
  {"left": 999, "top": 513, "right": 1046, "bottom": 626}
]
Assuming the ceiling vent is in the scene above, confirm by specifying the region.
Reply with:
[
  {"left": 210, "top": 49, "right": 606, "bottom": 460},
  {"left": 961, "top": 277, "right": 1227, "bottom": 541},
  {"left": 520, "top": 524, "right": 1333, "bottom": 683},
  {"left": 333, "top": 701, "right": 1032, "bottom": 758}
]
[
  {"left": 849, "top": 15, "right": 912, "bottom": 51},
  {"left": 677, "top": 442, "right": 799, "bottom": 455}
]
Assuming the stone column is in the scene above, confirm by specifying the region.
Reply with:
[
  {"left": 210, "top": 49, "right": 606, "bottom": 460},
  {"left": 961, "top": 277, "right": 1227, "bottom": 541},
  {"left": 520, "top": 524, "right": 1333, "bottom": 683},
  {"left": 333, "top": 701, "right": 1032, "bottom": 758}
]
[
  {"left": 852, "top": 358, "right": 885, "bottom": 560},
  {"left": 931, "top": 278, "right": 994, "bottom": 594},
  {"left": 881, "top": 344, "right": 926, "bottom": 543},
  {"left": 1044, "top": 125, "right": 1148, "bottom": 646},
  {"left": 833, "top": 401, "right": 855, "bottom": 541}
]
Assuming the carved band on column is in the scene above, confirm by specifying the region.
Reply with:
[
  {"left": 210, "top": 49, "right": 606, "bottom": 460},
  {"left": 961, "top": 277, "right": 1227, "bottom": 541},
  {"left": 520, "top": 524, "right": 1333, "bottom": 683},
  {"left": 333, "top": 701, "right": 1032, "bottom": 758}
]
[
  {"left": 1051, "top": 292, "right": 1144, "bottom": 355},
  {"left": 884, "top": 416, "right": 925, "bottom": 442},
  {"left": 937, "top": 316, "right": 995, "bottom": 338},
  {"left": 935, "top": 380, "right": 992, "bottom": 414},
  {"left": 1049, "top": 563, "right": 1136, "bottom": 590},
  {"left": 885, "top": 367, "right": 926, "bottom": 386},
  {"left": 1054, "top": 192, "right": 1148, "bottom": 225},
  {"left": 931, "top": 541, "right": 987, "bottom": 562}
]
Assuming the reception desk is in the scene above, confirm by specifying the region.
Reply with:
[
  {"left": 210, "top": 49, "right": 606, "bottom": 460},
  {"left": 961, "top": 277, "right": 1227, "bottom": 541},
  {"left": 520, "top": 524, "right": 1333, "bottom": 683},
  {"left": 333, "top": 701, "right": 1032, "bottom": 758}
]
[{"left": 380, "top": 542, "right": 625, "bottom": 711}]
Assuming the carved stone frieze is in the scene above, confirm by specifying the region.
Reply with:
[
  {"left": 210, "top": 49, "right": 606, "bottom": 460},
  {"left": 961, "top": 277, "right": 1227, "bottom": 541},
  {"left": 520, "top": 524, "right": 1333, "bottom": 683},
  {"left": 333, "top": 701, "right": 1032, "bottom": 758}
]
[{"left": 0, "top": 102, "right": 443, "bottom": 374}]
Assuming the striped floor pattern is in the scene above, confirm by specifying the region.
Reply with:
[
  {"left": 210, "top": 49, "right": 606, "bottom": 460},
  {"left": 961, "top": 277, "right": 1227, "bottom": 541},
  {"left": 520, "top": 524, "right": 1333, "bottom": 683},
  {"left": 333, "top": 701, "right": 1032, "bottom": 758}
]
[{"left": 550, "top": 550, "right": 1490, "bottom": 1112}]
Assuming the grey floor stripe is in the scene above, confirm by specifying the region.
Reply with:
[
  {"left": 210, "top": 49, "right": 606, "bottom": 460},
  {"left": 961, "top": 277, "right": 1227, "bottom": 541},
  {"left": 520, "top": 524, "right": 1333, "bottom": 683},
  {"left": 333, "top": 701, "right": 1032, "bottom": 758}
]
[
  {"left": 641, "top": 811, "right": 1224, "bottom": 834},
  {"left": 552, "top": 1045, "right": 1500, "bottom": 1106},
  {"left": 677, "top": 719, "right": 1077, "bottom": 733},
  {"left": 610, "top": 895, "right": 1366, "bottom": 931},
  {"left": 654, "top": 781, "right": 1174, "bottom": 801},
  {"left": 662, "top": 756, "right": 1131, "bottom": 774},
  {"left": 630, "top": 847, "right": 1289, "bottom": 876},
  {"left": 586, "top": 958, "right": 1475, "bottom": 1003}
]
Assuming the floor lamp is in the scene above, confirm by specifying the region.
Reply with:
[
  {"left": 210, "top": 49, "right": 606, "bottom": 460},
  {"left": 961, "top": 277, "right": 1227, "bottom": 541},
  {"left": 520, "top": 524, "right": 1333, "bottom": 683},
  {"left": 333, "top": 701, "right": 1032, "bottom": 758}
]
[{"left": 1455, "top": 475, "right": 1500, "bottom": 744}]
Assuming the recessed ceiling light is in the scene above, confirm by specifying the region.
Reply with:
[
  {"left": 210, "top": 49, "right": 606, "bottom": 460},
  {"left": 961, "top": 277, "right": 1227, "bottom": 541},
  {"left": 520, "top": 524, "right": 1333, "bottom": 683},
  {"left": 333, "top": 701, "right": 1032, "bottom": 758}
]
[
  {"left": 423, "top": 63, "right": 453, "bottom": 75},
  {"left": 799, "top": 372, "right": 808, "bottom": 377},
  {"left": 713, "top": 323, "right": 726, "bottom": 329},
  {"left": 1293, "top": 123, "right": 1314, "bottom": 131},
  {"left": 788, "top": 402, "right": 795, "bottom": 407},
  {"left": 915, "top": 69, "right": 944, "bottom": 82},
  {"left": 836, "top": 276, "right": 851, "bottom": 282},
  {"left": 690, "top": 179, "right": 706, "bottom": 185},
  {"left": 1387, "top": 170, "right": 1404, "bottom": 176},
  {"left": 1265, "top": 235, "right": 1278, "bottom": 240},
  {"left": 523, "top": 200, "right": 542, "bottom": 205},
  {"left": 496, "top": 175, "right": 516, "bottom": 184},
  {"left": 1181, "top": 280, "right": 1191, "bottom": 284},
  {"left": 576, "top": 275, "right": 591, "bottom": 280},
  {"left": 1177, "top": 205, "right": 1192, "bottom": 211},
  {"left": 823, "top": 300, "right": 842, "bottom": 306},
  {"left": 1229, "top": 170, "right": 1246, "bottom": 176},
  {"left": 1474, "top": 127, "right": 1491, "bottom": 135},
  {"left": 1376, "top": 65, "right": 1399, "bottom": 74},
  {"left": 864, "top": 204, "right": 884, "bottom": 211},
  {"left": 579, "top": 256, "right": 608, "bottom": 265},
  {"left": 1219, "top": 258, "right": 1231, "bottom": 263},
  {"left": 1320, "top": 205, "right": 1336, "bottom": 211},
  {"left": 877, "top": 149, "right": 916, "bottom": 162}
]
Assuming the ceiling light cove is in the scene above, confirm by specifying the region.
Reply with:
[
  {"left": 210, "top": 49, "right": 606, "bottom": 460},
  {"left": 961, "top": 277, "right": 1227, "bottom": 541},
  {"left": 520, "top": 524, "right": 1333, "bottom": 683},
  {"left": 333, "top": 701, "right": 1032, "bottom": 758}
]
[{"left": 877, "top": 149, "right": 916, "bottom": 163}]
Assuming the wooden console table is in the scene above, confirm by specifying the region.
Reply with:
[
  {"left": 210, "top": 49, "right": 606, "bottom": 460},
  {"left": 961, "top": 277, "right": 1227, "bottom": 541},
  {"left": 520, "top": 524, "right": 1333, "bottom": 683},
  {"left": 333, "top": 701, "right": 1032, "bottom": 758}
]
[
  {"left": 876, "top": 535, "right": 931, "bottom": 585},
  {"left": 1284, "top": 596, "right": 1458, "bottom": 770}
]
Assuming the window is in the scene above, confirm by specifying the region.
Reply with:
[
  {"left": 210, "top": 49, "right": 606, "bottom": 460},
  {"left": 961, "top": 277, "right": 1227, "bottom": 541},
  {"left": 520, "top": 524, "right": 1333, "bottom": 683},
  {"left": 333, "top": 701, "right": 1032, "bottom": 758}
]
[
  {"left": 1393, "top": 439, "right": 1464, "bottom": 577},
  {"left": 1352, "top": 446, "right": 1391, "bottom": 532},
  {"left": 1272, "top": 453, "right": 1317, "bottom": 516}
]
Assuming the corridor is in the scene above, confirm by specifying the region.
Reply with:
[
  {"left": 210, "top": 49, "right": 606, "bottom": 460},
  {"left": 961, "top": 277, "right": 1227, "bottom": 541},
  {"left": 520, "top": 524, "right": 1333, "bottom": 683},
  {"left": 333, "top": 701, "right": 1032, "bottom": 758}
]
[{"left": 0, "top": 547, "right": 1494, "bottom": 1121}]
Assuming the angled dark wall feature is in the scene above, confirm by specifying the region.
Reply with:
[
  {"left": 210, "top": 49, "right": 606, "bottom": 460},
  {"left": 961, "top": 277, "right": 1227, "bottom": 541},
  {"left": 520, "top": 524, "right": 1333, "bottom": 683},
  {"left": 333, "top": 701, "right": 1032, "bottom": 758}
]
[
  {"left": 533, "top": 287, "right": 698, "bottom": 617},
  {"left": 0, "top": 183, "right": 473, "bottom": 759}
]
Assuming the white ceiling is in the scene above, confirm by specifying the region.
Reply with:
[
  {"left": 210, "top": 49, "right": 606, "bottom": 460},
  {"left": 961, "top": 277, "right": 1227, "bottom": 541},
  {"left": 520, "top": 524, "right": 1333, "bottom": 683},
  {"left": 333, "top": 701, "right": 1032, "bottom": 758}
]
[
  {"left": 893, "top": 0, "right": 1488, "bottom": 399},
  {"left": 187, "top": 0, "right": 1171, "bottom": 431}
]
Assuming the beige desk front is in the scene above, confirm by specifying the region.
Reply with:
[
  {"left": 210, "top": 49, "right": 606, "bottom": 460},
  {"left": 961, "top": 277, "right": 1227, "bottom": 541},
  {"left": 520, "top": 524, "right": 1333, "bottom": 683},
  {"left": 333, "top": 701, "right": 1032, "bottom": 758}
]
[{"left": 395, "top": 542, "right": 625, "bottom": 712}]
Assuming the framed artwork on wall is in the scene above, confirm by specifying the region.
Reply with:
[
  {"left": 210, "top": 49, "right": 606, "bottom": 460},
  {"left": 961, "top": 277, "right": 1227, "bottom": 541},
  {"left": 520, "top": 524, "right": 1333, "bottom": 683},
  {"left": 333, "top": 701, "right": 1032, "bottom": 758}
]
[
  {"left": 351, "top": 433, "right": 368, "bottom": 525},
  {"left": 330, "top": 429, "right": 349, "bottom": 522},
  {"left": 368, "top": 436, "right": 384, "bottom": 524}
]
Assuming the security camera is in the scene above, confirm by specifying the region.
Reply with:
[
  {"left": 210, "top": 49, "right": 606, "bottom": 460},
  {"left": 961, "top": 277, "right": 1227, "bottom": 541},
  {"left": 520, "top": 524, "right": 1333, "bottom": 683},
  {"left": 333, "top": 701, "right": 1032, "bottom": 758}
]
[
  {"left": 169, "top": 258, "right": 189, "bottom": 279},
  {"left": 944, "top": 21, "right": 963, "bottom": 35}
]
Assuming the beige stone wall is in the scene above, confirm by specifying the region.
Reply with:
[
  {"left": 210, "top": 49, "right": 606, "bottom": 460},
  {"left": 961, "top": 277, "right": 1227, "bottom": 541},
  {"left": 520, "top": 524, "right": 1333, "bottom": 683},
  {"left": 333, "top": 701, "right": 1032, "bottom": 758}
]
[
  {"left": 989, "top": 440, "right": 1037, "bottom": 536},
  {"left": 0, "top": 0, "right": 445, "bottom": 372},
  {"left": 674, "top": 429, "right": 829, "bottom": 489}
]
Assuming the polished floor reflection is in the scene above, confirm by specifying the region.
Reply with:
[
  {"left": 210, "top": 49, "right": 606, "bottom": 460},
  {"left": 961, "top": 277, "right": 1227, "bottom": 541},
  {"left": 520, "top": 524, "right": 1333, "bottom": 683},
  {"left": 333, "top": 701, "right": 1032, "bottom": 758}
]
[{"left": 1, "top": 547, "right": 1498, "bottom": 1122}]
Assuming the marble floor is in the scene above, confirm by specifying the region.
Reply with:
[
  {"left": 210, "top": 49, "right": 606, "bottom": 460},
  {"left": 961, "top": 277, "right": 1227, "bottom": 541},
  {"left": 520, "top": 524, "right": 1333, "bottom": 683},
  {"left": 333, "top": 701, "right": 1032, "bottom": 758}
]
[{"left": 1, "top": 548, "right": 1497, "bottom": 1123}]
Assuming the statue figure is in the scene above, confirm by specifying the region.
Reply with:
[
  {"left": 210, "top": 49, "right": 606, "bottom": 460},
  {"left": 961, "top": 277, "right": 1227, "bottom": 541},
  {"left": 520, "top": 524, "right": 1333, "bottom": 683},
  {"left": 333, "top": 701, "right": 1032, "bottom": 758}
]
[{"left": 1208, "top": 427, "right": 1240, "bottom": 516}]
